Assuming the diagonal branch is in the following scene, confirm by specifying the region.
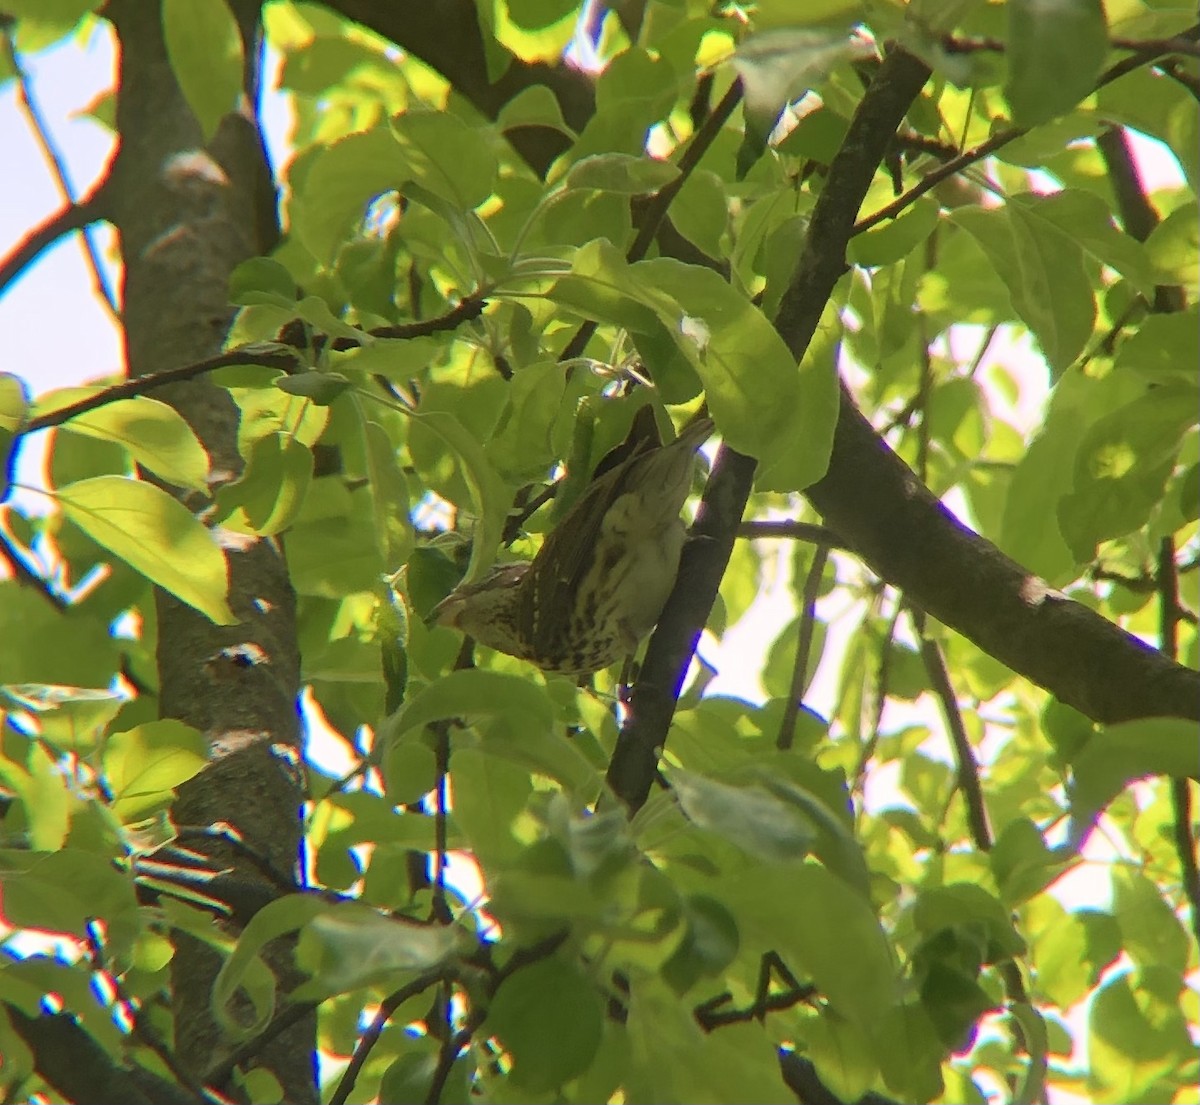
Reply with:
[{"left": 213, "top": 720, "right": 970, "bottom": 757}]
[
  {"left": 1, "top": 36, "right": 119, "bottom": 316},
  {"left": 0, "top": 177, "right": 112, "bottom": 300},
  {"left": 854, "top": 24, "right": 1200, "bottom": 235},
  {"left": 608, "top": 47, "right": 938, "bottom": 812}
]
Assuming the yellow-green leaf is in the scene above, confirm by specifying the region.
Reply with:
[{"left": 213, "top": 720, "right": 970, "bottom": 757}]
[{"left": 55, "top": 475, "right": 236, "bottom": 624}]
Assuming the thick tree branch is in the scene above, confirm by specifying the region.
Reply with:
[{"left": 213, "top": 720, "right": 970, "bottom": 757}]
[{"left": 609, "top": 47, "right": 937, "bottom": 812}]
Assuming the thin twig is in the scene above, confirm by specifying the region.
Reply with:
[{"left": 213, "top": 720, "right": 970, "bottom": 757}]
[
  {"left": 22, "top": 298, "right": 486, "bottom": 435},
  {"left": 559, "top": 80, "right": 743, "bottom": 364},
  {"left": 626, "top": 79, "right": 743, "bottom": 263},
  {"left": 0, "top": 178, "right": 111, "bottom": 300},
  {"left": 736, "top": 519, "right": 846, "bottom": 548},
  {"left": 23, "top": 348, "right": 299, "bottom": 434},
  {"left": 852, "top": 25, "right": 1200, "bottom": 236},
  {"left": 777, "top": 544, "right": 830, "bottom": 750},
  {"left": 912, "top": 609, "right": 992, "bottom": 851},
  {"left": 853, "top": 592, "right": 902, "bottom": 792},
  {"left": 1, "top": 37, "right": 119, "bottom": 317},
  {"left": 0, "top": 521, "right": 68, "bottom": 611},
  {"left": 327, "top": 968, "right": 453, "bottom": 1105}
]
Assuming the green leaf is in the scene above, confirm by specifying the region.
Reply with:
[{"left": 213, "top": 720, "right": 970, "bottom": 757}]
[
  {"left": 550, "top": 241, "right": 832, "bottom": 489},
  {"left": 292, "top": 127, "right": 408, "bottom": 262},
  {"left": 759, "top": 773, "right": 872, "bottom": 896},
  {"left": 54, "top": 475, "right": 236, "bottom": 624},
  {"left": 161, "top": 0, "right": 245, "bottom": 141},
  {"left": 627, "top": 980, "right": 793, "bottom": 1103},
  {"left": 0, "top": 684, "right": 124, "bottom": 751},
  {"left": 1058, "top": 383, "right": 1198, "bottom": 560},
  {"left": 390, "top": 110, "right": 498, "bottom": 213},
  {"left": 1005, "top": 0, "right": 1107, "bottom": 127},
  {"left": 669, "top": 766, "right": 816, "bottom": 863},
  {"left": 1114, "top": 308, "right": 1200, "bottom": 385},
  {"left": 848, "top": 197, "right": 940, "bottom": 267},
  {"left": 1087, "top": 971, "right": 1192, "bottom": 1104},
  {"left": 384, "top": 669, "right": 555, "bottom": 740},
  {"left": 1145, "top": 203, "right": 1199, "bottom": 288},
  {"left": 296, "top": 901, "right": 459, "bottom": 995},
  {"left": 723, "top": 863, "right": 898, "bottom": 1030},
  {"left": 1012, "top": 190, "right": 1156, "bottom": 298},
  {"left": 989, "top": 817, "right": 1073, "bottom": 906},
  {"left": 1112, "top": 867, "right": 1190, "bottom": 975},
  {"left": 952, "top": 204, "right": 1094, "bottom": 374},
  {"left": 447, "top": 747, "right": 534, "bottom": 866},
  {"left": 414, "top": 409, "right": 508, "bottom": 585},
  {"left": 564, "top": 153, "right": 680, "bottom": 195},
  {"left": 228, "top": 256, "right": 299, "bottom": 307},
  {"left": 2, "top": 849, "right": 136, "bottom": 938},
  {"left": 485, "top": 360, "right": 565, "bottom": 482},
  {"left": 56, "top": 394, "right": 210, "bottom": 491},
  {"left": 274, "top": 370, "right": 353, "bottom": 404},
  {"left": 1069, "top": 717, "right": 1198, "bottom": 842},
  {"left": 103, "top": 718, "right": 207, "bottom": 820},
  {"left": 496, "top": 83, "right": 577, "bottom": 137},
  {"left": 486, "top": 957, "right": 603, "bottom": 1093},
  {"left": 363, "top": 419, "right": 413, "bottom": 569},
  {"left": 661, "top": 894, "right": 740, "bottom": 995},
  {"left": 999, "top": 369, "right": 1137, "bottom": 583},
  {"left": 804, "top": 1014, "right": 877, "bottom": 1104},
  {"left": 0, "top": 0, "right": 102, "bottom": 25},
  {"left": 217, "top": 432, "right": 312, "bottom": 535},
  {"left": 0, "top": 373, "right": 28, "bottom": 499},
  {"left": 0, "top": 587, "right": 120, "bottom": 686},
  {"left": 213, "top": 895, "right": 328, "bottom": 1034},
  {"left": 733, "top": 27, "right": 870, "bottom": 150}
]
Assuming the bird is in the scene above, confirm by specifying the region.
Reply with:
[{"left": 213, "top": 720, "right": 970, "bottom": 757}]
[{"left": 432, "top": 406, "right": 714, "bottom": 675}]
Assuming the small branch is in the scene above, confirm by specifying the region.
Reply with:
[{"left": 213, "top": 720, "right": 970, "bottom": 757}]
[
  {"left": 327, "top": 968, "right": 453, "bottom": 1105},
  {"left": 694, "top": 982, "right": 817, "bottom": 1030},
  {"left": 626, "top": 79, "right": 743, "bottom": 262},
  {"left": 1, "top": 37, "right": 119, "bottom": 316},
  {"left": 426, "top": 1024, "right": 474, "bottom": 1105},
  {"left": 610, "top": 47, "right": 935, "bottom": 813},
  {"left": 777, "top": 544, "right": 830, "bottom": 750},
  {"left": 852, "top": 25, "right": 1200, "bottom": 236},
  {"left": 0, "top": 521, "right": 69, "bottom": 611},
  {"left": 1097, "top": 126, "right": 1186, "bottom": 313},
  {"left": 736, "top": 519, "right": 846, "bottom": 549},
  {"left": 204, "top": 999, "right": 322, "bottom": 1089},
  {"left": 1157, "top": 58, "right": 1200, "bottom": 100},
  {"left": 0, "top": 178, "right": 111, "bottom": 300},
  {"left": 23, "top": 347, "right": 299, "bottom": 434},
  {"left": 559, "top": 80, "right": 743, "bottom": 365},
  {"left": 22, "top": 296, "right": 487, "bottom": 436},
  {"left": 913, "top": 609, "right": 993, "bottom": 852},
  {"left": 1111, "top": 35, "right": 1200, "bottom": 57},
  {"left": 853, "top": 126, "right": 1023, "bottom": 235},
  {"left": 853, "top": 593, "right": 903, "bottom": 792},
  {"left": 502, "top": 476, "right": 561, "bottom": 546}
]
